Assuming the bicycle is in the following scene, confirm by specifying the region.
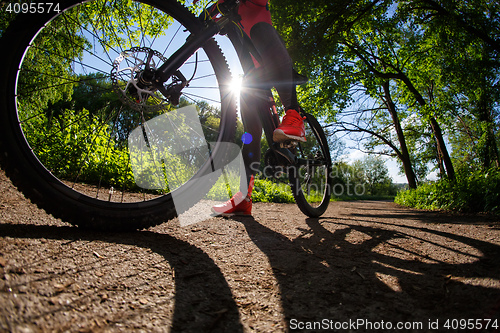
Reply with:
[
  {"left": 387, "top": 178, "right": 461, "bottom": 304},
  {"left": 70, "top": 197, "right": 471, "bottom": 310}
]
[{"left": 0, "top": 0, "right": 333, "bottom": 230}]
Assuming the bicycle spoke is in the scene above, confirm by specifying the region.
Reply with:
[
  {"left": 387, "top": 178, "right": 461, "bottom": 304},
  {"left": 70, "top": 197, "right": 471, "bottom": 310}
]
[
  {"left": 12, "top": 0, "right": 232, "bottom": 205},
  {"left": 74, "top": 5, "right": 122, "bottom": 63},
  {"left": 189, "top": 73, "right": 217, "bottom": 81},
  {"left": 18, "top": 73, "right": 114, "bottom": 100},
  {"left": 182, "top": 92, "right": 221, "bottom": 105},
  {"left": 162, "top": 23, "right": 183, "bottom": 58}
]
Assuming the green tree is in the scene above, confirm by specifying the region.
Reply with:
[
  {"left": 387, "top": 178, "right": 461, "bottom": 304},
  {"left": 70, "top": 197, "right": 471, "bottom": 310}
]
[
  {"left": 271, "top": 0, "right": 500, "bottom": 185},
  {"left": 353, "top": 155, "right": 395, "bottom": 195},
  {"left": 274, "top": 0, "right": 422, "bottom": 187},
  {"left": 397, "top": 0, "right": 500, "bottom": 173}
]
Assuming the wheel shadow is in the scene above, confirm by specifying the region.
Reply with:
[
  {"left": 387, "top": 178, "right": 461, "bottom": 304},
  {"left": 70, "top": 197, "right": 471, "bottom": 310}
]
[{"left": 0, "top": 223, "right": 243, "bottom": 332}]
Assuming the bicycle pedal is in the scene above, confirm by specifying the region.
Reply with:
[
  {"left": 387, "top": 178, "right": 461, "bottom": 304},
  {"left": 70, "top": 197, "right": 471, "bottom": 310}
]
[{"left": 280, "top": 140, "right": 298, "bottom": 149}]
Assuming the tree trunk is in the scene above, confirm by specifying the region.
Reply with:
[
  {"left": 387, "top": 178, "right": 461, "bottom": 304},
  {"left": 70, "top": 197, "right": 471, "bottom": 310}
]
[
  {"left": 436, "top": 144, "right": 446, "bottom": 178},
  {"left": 476, "top": 90, "right": 500, "bottom": 169},
  {"left": 429, "top": 116, "right": 456, "bottom": 180},
  {"left": 383, "top": 81, "right": 417, "bottom": 189},
  {"left": 347, "top": 44, "right": 457, "bottom": 181},
  {"left": 398, "top": 72, "right": 456, "bottom": 181}
]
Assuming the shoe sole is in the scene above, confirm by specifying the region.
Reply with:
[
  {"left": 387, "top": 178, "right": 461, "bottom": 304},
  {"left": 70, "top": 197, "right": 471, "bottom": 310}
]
[
  {"left": 220, "top": 212, "right": 252, "bottom": 217},
  {"left": 211, "top": 208, "right": 252, "bottom": 217},
  {"left": 273, "top": 129, "right": 306, "bottom": 143},
  {"left": 211, "top": 211, "right": 252, "bottom": 217}
]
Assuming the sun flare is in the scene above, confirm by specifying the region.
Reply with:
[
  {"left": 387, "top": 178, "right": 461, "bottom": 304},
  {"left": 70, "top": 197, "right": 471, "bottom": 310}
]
[{"left": 231, "top": 75, "right": 243, "bottom": 95}]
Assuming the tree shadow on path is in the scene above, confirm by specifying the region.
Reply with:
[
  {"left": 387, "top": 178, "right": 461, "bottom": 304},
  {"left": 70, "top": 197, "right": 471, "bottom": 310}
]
[
  {"left": 1, "top": 200, "right": 500, "bottom": 332},
  {"left": 235, "top": 205, "right": 500, "bottom": 331}
]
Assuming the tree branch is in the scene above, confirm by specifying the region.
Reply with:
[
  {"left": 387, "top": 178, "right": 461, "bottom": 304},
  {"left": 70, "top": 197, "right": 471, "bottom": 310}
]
[{"left": 331, "top": 121, "right": 403, "bottom": 160}]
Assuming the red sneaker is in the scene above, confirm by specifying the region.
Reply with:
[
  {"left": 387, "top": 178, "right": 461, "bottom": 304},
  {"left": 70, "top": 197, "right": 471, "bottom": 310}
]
[
  {"left": 211, "top": 192, "right": 252, "bottom": 216},
  {"left": 273, "top": 109, "right": 306, "bottom": 142},
  {"left": 211, "top": 175, "right": 254, "bottom": 216}
]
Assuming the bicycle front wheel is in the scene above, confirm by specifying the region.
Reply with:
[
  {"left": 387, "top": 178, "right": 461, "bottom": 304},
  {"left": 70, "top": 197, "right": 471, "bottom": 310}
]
[
  {"left": 289, "top": 113, "right": 332, "bottom": 217},
  {"left": 0, "top": 0, "right": 236, "bottom": 230}
]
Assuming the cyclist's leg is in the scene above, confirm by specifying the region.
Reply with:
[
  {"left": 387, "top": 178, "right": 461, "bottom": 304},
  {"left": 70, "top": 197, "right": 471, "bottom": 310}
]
[
  {"left": 249, "top": 23, "right": 305, "bottom": 142},
  {"left": 238, "top": 0, "right": 295, "bottom": 108},
  {"left": 210, "top": 70, "right": 265, "bottom": 216},
  {"left": 239, "top": 74, "right": 266, "bottom": 192},
  {"left": 249, "top": 22, "right": 299, "bottom": 111},
  {"left": 212, "top": 1, "right": 305, "bottom": 217}
]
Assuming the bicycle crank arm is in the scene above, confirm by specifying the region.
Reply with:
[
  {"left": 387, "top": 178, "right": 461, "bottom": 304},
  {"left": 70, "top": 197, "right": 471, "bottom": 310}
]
[{"left": 272, "top": 144, "right": 298, "bottom": 165}]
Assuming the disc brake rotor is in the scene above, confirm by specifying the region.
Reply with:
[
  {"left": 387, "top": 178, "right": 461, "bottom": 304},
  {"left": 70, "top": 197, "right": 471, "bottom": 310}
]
[{"left": 111, "top": 47, "right": 169, "bottom": 113}]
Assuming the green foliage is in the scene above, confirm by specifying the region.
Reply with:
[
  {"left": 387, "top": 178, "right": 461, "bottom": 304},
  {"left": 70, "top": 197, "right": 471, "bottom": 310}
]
[
  {"left": 23, "top": 107, "right": 137, "bottom": 189},
  {"left": 72, "top": 0, "right": 174, "bottom": 50},
  {"left": 6, "top": 0, "right": 499, "bottom": 210},
  {"left": 252, "top": 178, "right": 295, "bottom": 203},
  {"left": 395, "top": 168, "right": 500, "bottom": 213},
  {"left": 272, "top": 0, "right": 500, "bottom": 212},
  {"left": 332, "top": 157, "right": 398, "bottom": 198},
  {"left": 0, "top": 1, "right": 17, "bottom": 36}
]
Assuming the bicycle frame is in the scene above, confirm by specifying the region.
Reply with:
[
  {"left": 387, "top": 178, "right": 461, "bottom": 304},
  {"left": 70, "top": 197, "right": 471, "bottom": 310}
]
[{"left": 154, "top": 1, "right": 237, "bottom": 85}]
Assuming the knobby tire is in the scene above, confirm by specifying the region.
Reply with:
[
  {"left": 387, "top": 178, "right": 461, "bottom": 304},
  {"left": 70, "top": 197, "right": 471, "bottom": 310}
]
[{"left": 0, "top": 0, "right": 237, "bottom": 231}]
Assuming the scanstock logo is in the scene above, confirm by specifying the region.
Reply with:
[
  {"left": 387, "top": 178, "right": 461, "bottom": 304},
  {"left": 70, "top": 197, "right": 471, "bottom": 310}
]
[{"left": 128, "top": 105, "right": 247, "bottom": 226}]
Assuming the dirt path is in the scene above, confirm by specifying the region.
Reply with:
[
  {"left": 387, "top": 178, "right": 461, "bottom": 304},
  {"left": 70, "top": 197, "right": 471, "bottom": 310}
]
[{"left": 1, "top": 169, "right": 500, "bottom": 332}]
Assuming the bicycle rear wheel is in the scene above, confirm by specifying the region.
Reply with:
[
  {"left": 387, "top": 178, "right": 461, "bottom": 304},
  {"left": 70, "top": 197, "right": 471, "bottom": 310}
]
[
  {"left": 0, "top": 0, "right": 236, "bottom": 230},
  {"left": 289, "top": 113, "right": 332, "bottom": 217}
]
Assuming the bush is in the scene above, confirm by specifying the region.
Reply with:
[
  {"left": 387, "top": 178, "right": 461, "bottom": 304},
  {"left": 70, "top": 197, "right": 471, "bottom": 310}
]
[
  {"left": 252, "top": 178, "right": 295, "bottom": 203},
  {"left": 395, "top": 168, "right": 500, "bottom": 213},
  {"left": 23, "top": 108, "right": 137, "bottom": 190},
  {"left": 205, "top": 175, "right": 295, "bottom": 203}
]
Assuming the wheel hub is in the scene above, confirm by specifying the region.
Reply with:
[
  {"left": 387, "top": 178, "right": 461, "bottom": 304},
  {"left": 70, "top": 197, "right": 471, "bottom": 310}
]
[{"left": 111, "top": 47, "right": 175, "bottom": 112}]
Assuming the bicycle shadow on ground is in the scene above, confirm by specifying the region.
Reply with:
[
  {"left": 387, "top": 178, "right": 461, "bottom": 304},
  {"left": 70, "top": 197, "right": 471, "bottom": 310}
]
[
  {"left": 0, "top": 223, "right": 244, "bottom": 332},
  {"left": 233, "top": 204, "right": 500, "bottom": 330}
]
